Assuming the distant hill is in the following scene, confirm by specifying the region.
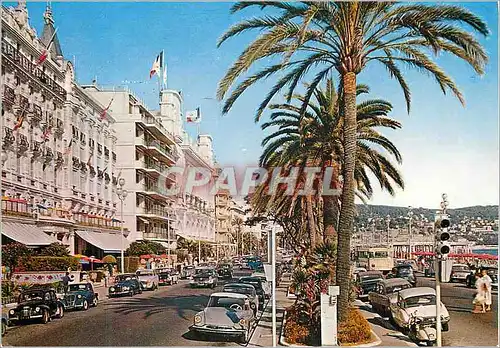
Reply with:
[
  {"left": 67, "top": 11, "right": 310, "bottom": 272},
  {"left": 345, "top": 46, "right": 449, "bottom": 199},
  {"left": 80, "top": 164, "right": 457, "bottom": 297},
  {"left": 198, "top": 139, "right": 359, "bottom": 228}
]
[{"left": 355, "top": 204, "right": 498, "bottom": 224}]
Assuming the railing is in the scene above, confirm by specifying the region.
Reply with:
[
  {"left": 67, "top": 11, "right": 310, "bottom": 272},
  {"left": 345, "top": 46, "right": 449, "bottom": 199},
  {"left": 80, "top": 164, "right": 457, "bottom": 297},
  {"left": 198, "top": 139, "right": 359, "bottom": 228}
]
[
  {"left": 143, "top": 231, "right": 175, "bottom": 240},
  {"left": 143, "top": 158, "right": 168, "bottom": 174},
  {"left": 143, "top": 205, "right": 174, "bottom": 217},
  {"left": 142, "top": 183, "right": 172, "bottom": 197},
  {"left": 1, "top": 39, "right": 67, "bottom": 99},
  {"left": 2, "top": 199, "right": 31, "bottom": 218},
  {"left": 141, "top": 115, "right": 170, "bottom": 136}
]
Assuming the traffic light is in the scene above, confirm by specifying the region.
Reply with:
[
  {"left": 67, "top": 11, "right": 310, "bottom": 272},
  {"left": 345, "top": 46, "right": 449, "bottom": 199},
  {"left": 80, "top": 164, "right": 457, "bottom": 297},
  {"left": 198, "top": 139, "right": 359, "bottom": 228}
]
[
  {"left": 435, "top": 214, "right": 451, "bottom": 258},
  {"left": 435, "top": 215, "right": 450, "bottom": 229}
]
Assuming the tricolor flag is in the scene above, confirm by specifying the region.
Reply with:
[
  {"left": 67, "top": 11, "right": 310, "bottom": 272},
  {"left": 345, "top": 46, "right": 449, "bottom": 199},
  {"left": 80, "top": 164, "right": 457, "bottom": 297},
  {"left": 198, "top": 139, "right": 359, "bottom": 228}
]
[
  {"left": 86, "top": 153, "right": 93, "bottom": 167},
  {"left": 35, "top": 28, "right": 58, "bottom": 66},
  {"left": 186, "top": 108, "right": 201, "bottom": 123},
  {"left": 100, "top": 97, "right": 114, "bottom": 120},
  {"left": 150, "top": 51, "right": 163, "bottom": 79},
  {"left": 42, "top": 125, "right": 52, "bottom": 142},
  {"left": 64, "top": 138, "right": 73, "bottom": 155},
  {"left": 13, "top": 105, "right": 28, "bottom": 131}
]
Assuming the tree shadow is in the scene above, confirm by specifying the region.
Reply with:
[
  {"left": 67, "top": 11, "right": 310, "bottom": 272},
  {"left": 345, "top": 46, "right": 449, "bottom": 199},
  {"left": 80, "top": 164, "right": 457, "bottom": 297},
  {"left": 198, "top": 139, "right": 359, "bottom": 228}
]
[
  {"left": 182, "top": 329, "right": 244, "bottom": 345},
  {"left": 103, "top": 294, "right": 210, "bottom": 321}
]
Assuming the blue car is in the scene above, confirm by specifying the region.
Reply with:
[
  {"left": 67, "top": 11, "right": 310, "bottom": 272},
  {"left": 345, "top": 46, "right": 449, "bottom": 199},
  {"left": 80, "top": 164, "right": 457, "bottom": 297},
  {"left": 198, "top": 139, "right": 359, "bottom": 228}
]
[{"left": 63, "top": 283, "right": 98, "bottom": 310}]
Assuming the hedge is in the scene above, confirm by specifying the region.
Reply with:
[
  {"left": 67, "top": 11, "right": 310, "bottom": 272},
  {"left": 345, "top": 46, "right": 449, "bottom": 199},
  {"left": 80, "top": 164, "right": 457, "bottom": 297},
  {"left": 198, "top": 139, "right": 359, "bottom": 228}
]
[
  {"left": 16, "top": 256, "right": 80, "bottom": 272},
  {"left": 337, "top": 309, "right": 372, "bottom": 345},
  {"left": 116, "top": 257, "right": 140, "bottom": 273}
]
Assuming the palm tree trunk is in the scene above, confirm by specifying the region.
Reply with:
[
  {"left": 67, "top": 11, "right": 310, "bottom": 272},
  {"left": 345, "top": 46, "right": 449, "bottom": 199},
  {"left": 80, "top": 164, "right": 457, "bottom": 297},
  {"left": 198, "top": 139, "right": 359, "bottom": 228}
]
[
  {"left": 306, "top": 195, "right": 316, "bottom": 249},
  {"left": 336, "top": 71, "right": 358, "bottom": 322},
  {"left": 323, "top": 196, "right": 339, "bottom": 242}
]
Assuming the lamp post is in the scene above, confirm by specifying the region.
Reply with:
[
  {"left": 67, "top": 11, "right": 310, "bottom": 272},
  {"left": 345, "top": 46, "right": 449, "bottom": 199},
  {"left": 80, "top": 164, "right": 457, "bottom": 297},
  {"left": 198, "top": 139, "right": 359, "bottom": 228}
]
[
  {"left": 386, "top": 215, "right": 391, "bottom": 246},
  {"left": 408, "top": 206, "right": 414, "bottom": 259},
  {"left": 116, "top": 178, "right": 128, "bottom": 273}
]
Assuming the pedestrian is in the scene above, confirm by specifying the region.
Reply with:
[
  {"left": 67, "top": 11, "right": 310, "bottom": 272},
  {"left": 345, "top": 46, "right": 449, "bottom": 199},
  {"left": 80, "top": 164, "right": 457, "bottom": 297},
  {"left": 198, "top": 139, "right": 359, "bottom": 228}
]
[
  {"left": 472, "top": 272, "right": 487, "bottom": 313},
  {"left": 481, "top": 269, "right": 493, "bottom": 312},
  {"left": 62, "top": 272, "right": 71, "bottom": 293}
]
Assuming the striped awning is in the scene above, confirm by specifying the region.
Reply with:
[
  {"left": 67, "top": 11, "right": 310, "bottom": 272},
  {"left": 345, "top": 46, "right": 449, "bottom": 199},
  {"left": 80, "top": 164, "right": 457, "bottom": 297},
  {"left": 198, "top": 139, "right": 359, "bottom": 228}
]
[
  {"left": 75, "top": 230, "right": 130, "bottom": 253},
  {"left": 1, "top": 221, "right": 56, "bottom": 246}
]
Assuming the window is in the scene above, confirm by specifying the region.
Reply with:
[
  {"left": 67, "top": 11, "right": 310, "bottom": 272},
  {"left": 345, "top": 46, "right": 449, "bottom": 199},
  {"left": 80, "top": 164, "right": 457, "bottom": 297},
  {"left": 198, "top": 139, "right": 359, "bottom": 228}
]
[{"left": 14, "top": 76, "right": 20, "bottom": 86}]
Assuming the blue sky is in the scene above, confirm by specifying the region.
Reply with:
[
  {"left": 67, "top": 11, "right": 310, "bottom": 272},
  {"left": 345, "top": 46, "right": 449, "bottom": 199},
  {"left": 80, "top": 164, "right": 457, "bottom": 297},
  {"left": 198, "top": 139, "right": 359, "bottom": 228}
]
[{"left": 17, "top": 2, "right": 499, "bottom": 208}]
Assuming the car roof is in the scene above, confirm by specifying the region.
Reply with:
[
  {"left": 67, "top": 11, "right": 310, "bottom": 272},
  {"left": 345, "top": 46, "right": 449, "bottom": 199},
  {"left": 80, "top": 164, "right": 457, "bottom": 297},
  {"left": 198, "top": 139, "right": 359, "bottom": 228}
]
[
  {"left": 239, "top": 276, "right": 262, "bottom": 282},
  {"left": 211, "top": 292, "right": 249, "bottom": 299},
  {"left": 378, "top": 278, "right": 411, "bottom": 287},
  {"left": 358, "top": 271, "right": 383, "bottom": 276},
  {"left": 399, "top": 287, "right": 435, "bottom": 299},
  {"left": 224, "top": 283, "right": 255, "bottom": 289}
]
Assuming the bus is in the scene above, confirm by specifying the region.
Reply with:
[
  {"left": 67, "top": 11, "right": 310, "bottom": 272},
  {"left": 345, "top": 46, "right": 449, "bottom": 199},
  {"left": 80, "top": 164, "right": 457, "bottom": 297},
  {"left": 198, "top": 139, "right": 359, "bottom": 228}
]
[{"left": 355, "top": 246, "right": 394, "bottom": 274}]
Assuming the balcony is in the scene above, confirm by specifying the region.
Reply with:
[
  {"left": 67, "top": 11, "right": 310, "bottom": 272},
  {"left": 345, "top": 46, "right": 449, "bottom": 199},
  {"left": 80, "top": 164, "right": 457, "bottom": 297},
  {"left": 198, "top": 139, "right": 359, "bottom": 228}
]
[
  {"left": 138, "top": 115, "right": 175, "bottom": 144},
  {"left": 143, "top": 231, "right": 174, "bottom": 241},
  {"left": 2, "top": 85, "right": 15, "bottom": 109},
  {"left": 136, "top": 139, "right": 176, "bottom": 164},
  {"left": 1, "top": 39, "right": 67, "bottom": 100},
  {"left": 138, "top": 183, "right": 172, "bottom": 201}
]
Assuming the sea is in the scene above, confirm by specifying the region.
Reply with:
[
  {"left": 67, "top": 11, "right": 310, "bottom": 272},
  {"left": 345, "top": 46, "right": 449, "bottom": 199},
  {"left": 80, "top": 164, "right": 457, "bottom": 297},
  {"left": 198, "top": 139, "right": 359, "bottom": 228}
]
[{"left": 471, "top": 247, "right": 498, "bottom": 256}]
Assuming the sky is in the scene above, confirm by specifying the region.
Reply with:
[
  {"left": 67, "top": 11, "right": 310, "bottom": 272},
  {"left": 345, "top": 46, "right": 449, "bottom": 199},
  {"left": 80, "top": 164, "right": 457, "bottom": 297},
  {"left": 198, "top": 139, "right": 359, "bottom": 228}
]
[{"left": 13, "top": 1, "right": 499, "bottom": 209}]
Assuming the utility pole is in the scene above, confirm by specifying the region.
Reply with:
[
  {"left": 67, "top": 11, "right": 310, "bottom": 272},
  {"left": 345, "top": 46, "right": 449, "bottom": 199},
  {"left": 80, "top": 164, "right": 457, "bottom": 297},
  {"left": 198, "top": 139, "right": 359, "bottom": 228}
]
[{"left": 408, "top": 206, "right": 413, "bottom": 259}]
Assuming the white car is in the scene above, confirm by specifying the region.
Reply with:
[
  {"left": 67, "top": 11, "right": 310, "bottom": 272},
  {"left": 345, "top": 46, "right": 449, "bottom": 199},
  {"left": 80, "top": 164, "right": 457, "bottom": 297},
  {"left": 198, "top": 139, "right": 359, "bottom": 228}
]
[
  {"left": 251, "top": 272, "right": 271, "bottom": 299},
  {"left": 390, "top": 287, "right": 450, "bottom": 332},
  {"left": 449, "top": 264, "right": 470, "bottom": 283},
  {"left": 136, "top": 269, "right": 159, "bottom": 290}
]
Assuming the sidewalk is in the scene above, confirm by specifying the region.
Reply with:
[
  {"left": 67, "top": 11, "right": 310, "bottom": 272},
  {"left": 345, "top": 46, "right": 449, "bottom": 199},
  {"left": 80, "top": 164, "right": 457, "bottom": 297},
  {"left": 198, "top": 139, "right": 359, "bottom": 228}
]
[
  {"left": 248, "top": 275, "right": 294, "bottom": 347},
  {"left": 355, "top": 300, "right": 417, "bottom": 347}
]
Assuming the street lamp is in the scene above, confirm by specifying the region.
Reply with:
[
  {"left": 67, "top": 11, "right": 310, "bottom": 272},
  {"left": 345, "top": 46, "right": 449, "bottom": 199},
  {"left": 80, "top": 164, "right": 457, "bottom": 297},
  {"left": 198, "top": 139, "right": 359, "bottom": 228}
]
[
  {"left": 408, "top": 206, "right": 414, "bottom": 259},
  {"left": 116, "top": 178, "right": 128, "bottom": 273},
  {"left": 386, "top": 215, "right": 391, "bottom": 246}
]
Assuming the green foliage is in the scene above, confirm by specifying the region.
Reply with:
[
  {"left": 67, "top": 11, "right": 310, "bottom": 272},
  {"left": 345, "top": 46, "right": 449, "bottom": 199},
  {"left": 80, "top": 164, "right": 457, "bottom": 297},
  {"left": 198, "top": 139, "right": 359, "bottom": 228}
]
[
  {"left": 38, "top": 242, "right": 70, "bottom": 257},
  {"left": 126, "top": 240, "right": 166, "bottom": 256},
  {"left": 17, "top": 256, "right": 79, "bottom": 272},
  {"left": 338, "top": 309, "right": 372, "bottom": 345},
  {"left": 1, "top": 281, "right": 18, "bottom": 298},
  {"left": 116, "top": 256, "right": 140, "bottom": 273},
  {"left": 2, "top": 242, "right": 32, "bottom": 274}
]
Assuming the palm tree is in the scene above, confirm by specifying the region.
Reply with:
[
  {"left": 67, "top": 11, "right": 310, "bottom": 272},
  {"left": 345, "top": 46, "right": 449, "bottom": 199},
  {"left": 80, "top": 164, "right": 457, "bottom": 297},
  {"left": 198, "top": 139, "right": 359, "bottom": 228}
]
[
  {"left": 217, "top": 2, "right": 489, "bottom": 320},
  {"left": 261, "top": 79, "right": 404, "bottom": 246}
]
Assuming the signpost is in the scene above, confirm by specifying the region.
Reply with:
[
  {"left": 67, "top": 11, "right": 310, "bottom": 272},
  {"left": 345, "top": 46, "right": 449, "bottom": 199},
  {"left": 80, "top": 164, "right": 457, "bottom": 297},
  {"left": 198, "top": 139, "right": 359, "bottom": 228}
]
[{"left": 321, "top": 286, "right": 339, "bottom": 346}]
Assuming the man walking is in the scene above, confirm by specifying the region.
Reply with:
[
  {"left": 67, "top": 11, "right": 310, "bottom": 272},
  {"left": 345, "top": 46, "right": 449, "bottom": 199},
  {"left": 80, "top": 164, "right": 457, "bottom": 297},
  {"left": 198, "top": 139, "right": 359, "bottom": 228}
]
[{"left": 62, "top": 272, "right": 71, "bottom": 293}]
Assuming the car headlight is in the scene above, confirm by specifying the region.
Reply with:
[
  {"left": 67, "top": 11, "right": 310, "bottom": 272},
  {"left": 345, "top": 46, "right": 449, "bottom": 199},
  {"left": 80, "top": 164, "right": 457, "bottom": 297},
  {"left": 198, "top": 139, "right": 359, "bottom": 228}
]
[
  {"left": 110, "top": 287, "right": 115, "bottom": 292},
  {"left": 9, "top": 310, "right": 14, "bottom": 315},
  {"left": 77, "top": 294, "right": 82, "bottom": 299},
  {"left": 239, "top": 319, "right": 247, "bottom": 326},
  {"left": 250, "top": 303, "right": 256, "bottom": 309},
  {"left": 194, "top": 314, "right": 203, "bottom": 325},
  {"left": 35, "top": 307, "right": 41, "bottom": 312}
]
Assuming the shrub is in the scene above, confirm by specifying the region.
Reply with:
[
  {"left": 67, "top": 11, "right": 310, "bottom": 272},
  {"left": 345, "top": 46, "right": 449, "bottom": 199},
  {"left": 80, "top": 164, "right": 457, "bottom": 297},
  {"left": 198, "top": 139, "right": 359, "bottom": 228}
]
[
  {"left": 17, "top": 256, "right": 79, "bottom": 272},
  {"left": 285, "top": 319, "right": 311, "bottom": 345},
  {"left": 2, "top": 243, "right": 32, "bottom": 275},
  {"left": 126, "top": 241, "right": 166, "bottom": 256},
  {"left": 38, "top": 243, "right": 70, "bottom": 257},
  {"left": 337, "top": 309, "right": 372, "bottom": 345}
]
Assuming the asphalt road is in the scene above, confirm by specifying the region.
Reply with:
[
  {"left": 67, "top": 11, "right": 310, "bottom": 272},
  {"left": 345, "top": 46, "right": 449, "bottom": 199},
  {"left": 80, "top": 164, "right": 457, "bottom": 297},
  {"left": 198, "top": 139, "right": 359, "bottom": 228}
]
[
  {"left": 3, "top": 270, "right": 256, "bottom": 347},
  {"left": 417, "top": 275, "right": 498, "bottom": 346}
]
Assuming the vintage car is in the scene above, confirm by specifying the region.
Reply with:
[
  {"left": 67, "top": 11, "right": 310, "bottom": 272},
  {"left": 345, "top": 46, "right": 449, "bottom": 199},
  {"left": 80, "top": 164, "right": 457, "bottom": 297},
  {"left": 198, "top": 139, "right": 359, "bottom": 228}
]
[
  {"left": 223, "top": 283, "right": 259, "bottom": 314},
  {"left": 368, "top": 278, "right": 412, "bottom": 317},
  {"left": 387, "top": 265, "right": 416, "bottom": 287},
  {"left": 181, "top": 266, "right": 196, "bottom": 279},
  {"left": 190, "top": 292, "right": 255, "bottom": 343},
  {"left": 63, "top": 283, "right": 98, "bottom": 310},
  {"left": 238, "top": 276, "right": 266, "bottom": 309},
  {"left": 191, "top": 268, "right": 218, "bottom": 288},
  {"left": 355, "top": 271, "right": 384, "bottom": 300},
  {"left": 449, "top": 264, "right": 471, "bottom": 283},
  {"left": 251, "top": 272, "right": 271, "bottom": 299},
  {"left": 109, "top": 278, "right": 142, "bottom": 297},
  {"left": 389, "top": 287, "right": 450, "bottom": 332},
  {"left": 158, "top": 269, "right": 179, "bottom": 286},
  {"left": 136, "top": 269, "right": 159, "bottom": 290},
  {"left": 8, "top": 289, "right": 65, "bottom": 325},
  {"left": 217, "top": 263, "right": 233, "bottom": 280}
]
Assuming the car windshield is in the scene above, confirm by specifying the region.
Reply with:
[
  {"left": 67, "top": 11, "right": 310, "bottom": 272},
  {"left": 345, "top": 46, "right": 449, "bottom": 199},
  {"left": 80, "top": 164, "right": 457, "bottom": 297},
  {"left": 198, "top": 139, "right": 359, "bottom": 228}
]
[
  {"left": 405, "top": 295, "right": 436, "bottom": 308},
  {"left": 20, "top": 291, "right": 45, "bottom": 301},
  {"left": 208, "top": 296, "right": 246, "bottom": 309},
  {"left": 116, "top": 275, "right": 134, "bottom": 281},
  {"left": 398, "top": 268, "right": 413, "bottom": 275},
  {"left": 219, "top": 264, "right": 231, "bottom": 269},
  {"left": 241, "top": 279, "right": 261, "bottom": 289},
  {"left": 387, "top": 284, "right": 411, "bottom": 293},
  {"left": 68, "top": 284, "right": 90, "bottom": 292},
  {"left": 224, "top": 287, "right": 254, "bottom": 296},
  {"left": 196, "top": 270, "right": 212, "bottom": 276},
  {"left": 136, "top": 271, "right": 154, "bottom": 276},
  {"left": 452, "top": 266, "right": 469, "bottom": 272},
  {"left": 360, "top": 275, "right": 382, "bottom": 282}
]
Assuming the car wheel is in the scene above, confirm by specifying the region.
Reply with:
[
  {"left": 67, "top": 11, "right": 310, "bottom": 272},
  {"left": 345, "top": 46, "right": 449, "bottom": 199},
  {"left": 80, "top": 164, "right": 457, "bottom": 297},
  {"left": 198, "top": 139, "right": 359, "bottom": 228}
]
[
  {"left": 41, "top": 310, "right": 50, "bottom": 324},
  {"left": 57, "top": 305, "right": 64, "bottom": 318},
  {"left": 93, "top": 298, "right": 98, "bottom": 307},
  {"left": 83, "top": 300, "right": 89, "bottom": 311}
]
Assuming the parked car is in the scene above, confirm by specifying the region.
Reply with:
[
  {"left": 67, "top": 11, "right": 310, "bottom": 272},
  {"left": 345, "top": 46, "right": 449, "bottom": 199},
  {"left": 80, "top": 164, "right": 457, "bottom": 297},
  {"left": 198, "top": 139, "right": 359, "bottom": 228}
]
[
  {"left": 466, "top": 266, "right": 498, "bottom": 289},
  {"left": 389, "top": 287, "right": 450, "bottom": 332},
  {"left": 387, "top": 265, "right": 417, "bottom": 287},
  {"left": 8, "top": 288, "right": 65, "bottom": 325},
  {"left": 159, "top": 270, "right": 179, "bottom": 286},
  {"left": 217, "top": 263, "right": 234, "bottom": 280},
  {"left": 136, "top": 269, "right": 159, "bottom": 290},
  {"left": 450, "top": 264, "right": 471, "bottom": 283},
  {"left": 191, "top": 268, "right": 218, "bottom": 288},
  {"left": 368, "top": 278, "right": 412, "bottom": 317},
  {"left": 355, "top": 271, "right": 384, "bottom": 300},
  {"left": 251, "top": 272, "right": 271, "bottom": 299},
  {"left": 238, "top": 276, "right": 266, "bottom": 309},
  {"left": 181, "top": 266, "right": 196, "bottom": 279},
  {"left": 63, "top": 282, "right": 98, "bottom": 310},
  {"left": 114, "top": 273, "right": 140, "bottom": 282},
  {"left": 109, "top": 278, "right": 142, "bottom": 297},
  {"left": 223, "top": 283, "right": 259, "bottom": 314},
  {"left": 190, "top": 292, "right": 255, "bottom": 343}
]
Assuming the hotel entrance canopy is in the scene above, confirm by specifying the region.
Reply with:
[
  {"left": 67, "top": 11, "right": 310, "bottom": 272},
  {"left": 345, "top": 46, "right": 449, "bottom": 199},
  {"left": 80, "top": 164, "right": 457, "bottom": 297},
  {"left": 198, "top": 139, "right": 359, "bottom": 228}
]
[
  {"left": 1, "top": 221, "right": 56, "bottom": 247},
  {"left": 75, "top": 230, "right": 131, "bottom": 253}
]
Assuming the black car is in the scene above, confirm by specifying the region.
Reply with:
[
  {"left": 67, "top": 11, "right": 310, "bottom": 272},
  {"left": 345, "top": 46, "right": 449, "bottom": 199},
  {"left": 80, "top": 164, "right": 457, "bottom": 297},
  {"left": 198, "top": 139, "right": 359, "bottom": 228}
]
[
  {"left": 238, "top": 276, "right": 266, "bottom": 309},
  {"left": 63, "top": 283, "right": 98, "bottom": 310},
  {"left": 355, "top": 271, "right": 384, "bottom": 300},
  {"left": 191, "top": 268, "right": 218, "bottom": 288},
  {"left": 8, "top": 289, "right": 65, "bottom": 325},
  {"left": 109, "top": 278, "right": 142, "bottom": 297},
  {"left": 217, "top": 263, "right": 233, "bottom": 280},
  {"left": 387, "top": 265, "right": 416, "bottom": 287}
]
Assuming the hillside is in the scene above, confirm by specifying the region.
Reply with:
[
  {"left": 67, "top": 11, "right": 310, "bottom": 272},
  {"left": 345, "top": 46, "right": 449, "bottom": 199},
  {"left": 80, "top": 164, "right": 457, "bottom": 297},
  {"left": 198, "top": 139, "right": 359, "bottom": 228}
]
[{"left": 355, "top": 204, "right": 498, "bottom": 224}]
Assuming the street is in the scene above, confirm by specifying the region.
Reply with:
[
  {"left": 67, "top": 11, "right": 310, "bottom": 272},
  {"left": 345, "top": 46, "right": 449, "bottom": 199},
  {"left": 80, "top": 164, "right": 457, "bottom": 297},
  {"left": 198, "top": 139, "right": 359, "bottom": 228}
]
[{"left": 2, "top": 270, "right": 260, "bottom": 347}]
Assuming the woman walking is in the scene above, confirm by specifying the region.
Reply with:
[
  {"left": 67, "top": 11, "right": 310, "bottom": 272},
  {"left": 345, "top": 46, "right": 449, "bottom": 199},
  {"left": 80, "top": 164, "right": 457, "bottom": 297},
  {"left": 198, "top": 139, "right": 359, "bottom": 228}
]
[
  {"left": 472, "top": 272, "right": 486, "bottom": 313},
  {"left": 481, "top": 269, "right": 493, "bottom": 312}
]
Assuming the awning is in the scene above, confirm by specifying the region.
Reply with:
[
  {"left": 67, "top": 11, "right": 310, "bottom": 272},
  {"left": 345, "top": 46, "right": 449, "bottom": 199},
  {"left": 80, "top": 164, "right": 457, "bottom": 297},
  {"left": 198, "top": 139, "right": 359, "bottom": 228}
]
[
  {"left": 75, "top": 230, "right": 131, "bottom": 253},
  {"left": 1, "top": 221, "right": 56, "bottom": 246}
]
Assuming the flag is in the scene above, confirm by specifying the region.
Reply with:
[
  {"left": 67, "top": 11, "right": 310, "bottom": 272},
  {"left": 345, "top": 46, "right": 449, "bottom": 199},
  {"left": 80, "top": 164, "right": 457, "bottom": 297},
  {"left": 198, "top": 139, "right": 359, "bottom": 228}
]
[
  {"left": 35, "top": 28, "right": 58, "bottom": 66},
  {"left": 42, "top": 126, "right": 52, "bottom": 141},
  {"left": 64, "top": 139, "right": 73, "bottom": 155},
  {"left": 150, "top": 51, "right": 163, "bottom": 78},
  {"left": 186, "top": 108, "right": 201, "bottom": 123},
  {"left": 100, "top": 97, "right": 114, "bottom": 120},
  {"left": 86, "top": 153, "right": 93, "bottom": 167},
  {"left": 13, "top": 107, "right": 27, "bottom": 131}
]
